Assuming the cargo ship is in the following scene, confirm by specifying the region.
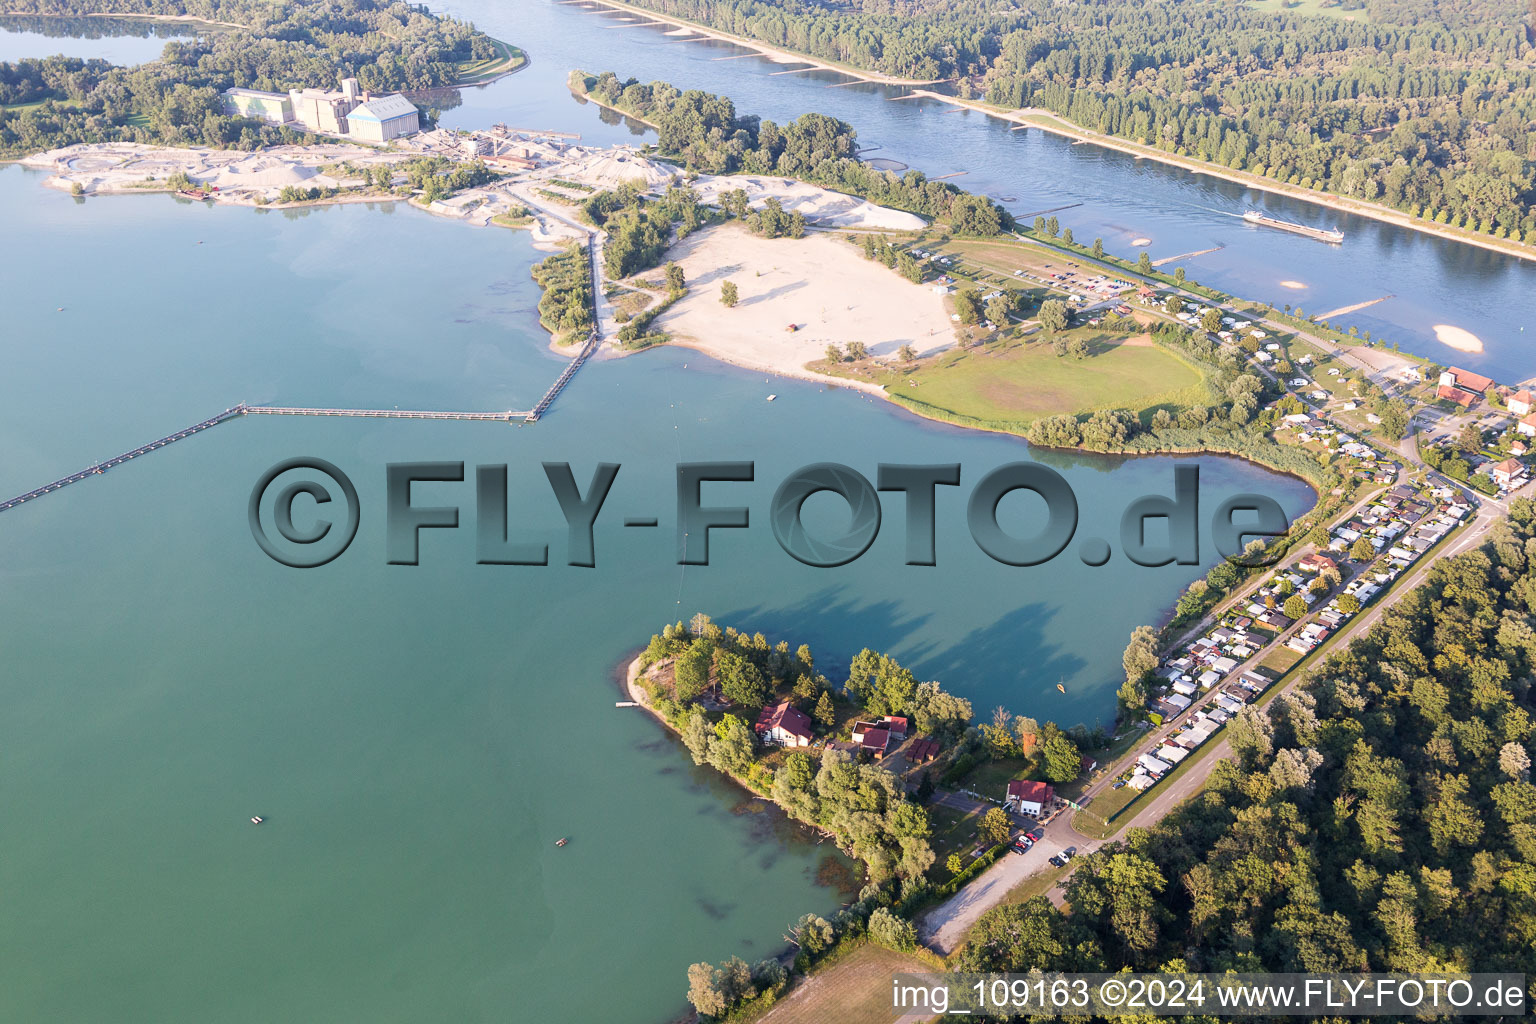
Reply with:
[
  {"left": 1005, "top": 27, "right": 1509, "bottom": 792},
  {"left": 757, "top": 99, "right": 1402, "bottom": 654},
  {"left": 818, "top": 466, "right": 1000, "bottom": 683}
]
[{"left": 1242, "top": 210, "right": 1344, "bottom": 244}]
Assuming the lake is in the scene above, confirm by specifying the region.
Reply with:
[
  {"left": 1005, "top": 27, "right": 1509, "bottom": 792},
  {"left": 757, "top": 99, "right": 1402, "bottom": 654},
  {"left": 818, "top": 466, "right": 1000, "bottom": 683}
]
[
  {"left": 0, "top": 14, "right": 196, "bottom": 65},
  {"left": 0, "top": 3, "right": 1489, "bottom": 1019},
  {"left": 0, "top": 164, "right": 1312, "bottom": 1021}
]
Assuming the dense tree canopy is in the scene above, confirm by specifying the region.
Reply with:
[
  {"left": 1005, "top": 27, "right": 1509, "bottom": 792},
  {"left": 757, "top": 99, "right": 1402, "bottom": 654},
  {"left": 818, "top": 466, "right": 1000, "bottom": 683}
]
[
  {"left": 574, "top": 70, "right": 1013, "bottom": 234},
  {"left": 613, "top": 0, "right": 1536, "bottom": 243},
  {"left": 962, "top": 503, "right": 1536, "bottom": 984}
]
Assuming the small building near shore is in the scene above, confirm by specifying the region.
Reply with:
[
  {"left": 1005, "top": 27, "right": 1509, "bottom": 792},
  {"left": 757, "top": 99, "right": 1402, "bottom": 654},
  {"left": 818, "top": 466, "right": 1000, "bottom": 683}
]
[
  {"left": 755, "top": 701, "right": 813, "bottom": 747},
  {"left": 1441, "top": 367, "right": 1494, "bottom": 394},
  {"left": 1005, "top": 779, "right": 1054, "bottom": 816}
]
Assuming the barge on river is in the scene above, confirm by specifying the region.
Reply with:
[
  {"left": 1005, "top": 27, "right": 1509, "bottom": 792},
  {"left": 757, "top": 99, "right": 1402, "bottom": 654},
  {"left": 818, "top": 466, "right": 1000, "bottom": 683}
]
[{"left": 1242, "top": 210, "right": 1343, "bottom": 244}]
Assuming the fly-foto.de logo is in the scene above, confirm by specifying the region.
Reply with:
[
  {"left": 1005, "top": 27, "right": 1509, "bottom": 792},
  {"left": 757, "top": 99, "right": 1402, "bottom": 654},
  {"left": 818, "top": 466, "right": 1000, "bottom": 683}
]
[{"left": 248, "top": 460, "right": 1291, "bottom": 570}]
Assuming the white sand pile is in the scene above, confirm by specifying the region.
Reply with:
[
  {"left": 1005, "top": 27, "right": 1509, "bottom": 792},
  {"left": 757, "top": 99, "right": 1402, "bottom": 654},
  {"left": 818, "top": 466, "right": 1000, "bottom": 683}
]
[
  {"left": 1130, "top": 236, "right": 1151, "bottom": 246},
  {"left": 1432, "top": 324, "right": 1484, "bottom": 353},
  {"left": 557, "top": 149, "right": 679, "bottom": 189},
  {"left": 206, "top": 158, "right": 318, "bottom": 188},
  {"left": 1279, "top": 280, "right": 1307, "bottom": 290}
]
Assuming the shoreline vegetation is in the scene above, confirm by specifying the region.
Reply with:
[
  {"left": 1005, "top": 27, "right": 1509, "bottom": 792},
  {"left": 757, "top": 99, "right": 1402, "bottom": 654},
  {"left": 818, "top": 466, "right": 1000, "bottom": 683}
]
[
  {"left": 624, "top": 615, "right": 1092, "bottom": 1022},
  {"left": 574, "top": 0, "right": 1536, "bottom": 260},
  {"left": 0, "top": 0, "right": 522, "bottom": 158}
]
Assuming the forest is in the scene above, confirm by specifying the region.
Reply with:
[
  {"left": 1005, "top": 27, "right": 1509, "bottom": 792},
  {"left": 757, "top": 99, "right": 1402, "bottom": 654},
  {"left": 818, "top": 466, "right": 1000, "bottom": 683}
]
[
  {"left": 0, "top": 0, "right": 500, "bottom": 156},
  {"left": 574, "top": 70, "right": 1012, "bottom": 233},
  {"left": 610, "top": 0, "right": 1536, "bottom": 244},
  {"left": 958, "top": 505, "right": 1536, "bottom": 993}
]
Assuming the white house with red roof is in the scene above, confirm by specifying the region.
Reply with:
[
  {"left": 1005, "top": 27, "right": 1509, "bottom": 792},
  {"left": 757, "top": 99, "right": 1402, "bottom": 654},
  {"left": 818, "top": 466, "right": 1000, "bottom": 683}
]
[
  {"left": 851, "top": 720, "right": 891, "bottom": 756},
  {"left": 1490, "top": 458, "right": 1527, "bottom": 489},
  {"left": 1005, "top": 779, "right": 1055, "bottom": 816},
  {"left": 1509, "top": 390, "right": 1533, "bottom": 417},
  {"left": 1441, "top": 367, "right": 1494, "bottom": 393},
  {"left": 755, "top": 701, "right": 814, "bottom": 747}
]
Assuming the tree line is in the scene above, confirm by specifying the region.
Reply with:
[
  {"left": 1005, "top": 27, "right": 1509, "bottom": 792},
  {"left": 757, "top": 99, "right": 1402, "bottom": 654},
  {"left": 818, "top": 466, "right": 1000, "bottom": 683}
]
[
  {"left": 572, "top": 70, "right": 1012, "bottom": 236},
  {"left": 606, "top": 0, "right": 1536, "bottom": 245}
]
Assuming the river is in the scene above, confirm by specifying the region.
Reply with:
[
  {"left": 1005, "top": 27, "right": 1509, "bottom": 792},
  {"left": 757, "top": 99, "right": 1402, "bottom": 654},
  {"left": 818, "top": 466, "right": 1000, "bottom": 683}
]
[
  {"left": 433, "top": 0, "right": 1536, "bottom": 384},
  {"left": 0, "top": 5, "right": 1445, "bottom": 1022}
]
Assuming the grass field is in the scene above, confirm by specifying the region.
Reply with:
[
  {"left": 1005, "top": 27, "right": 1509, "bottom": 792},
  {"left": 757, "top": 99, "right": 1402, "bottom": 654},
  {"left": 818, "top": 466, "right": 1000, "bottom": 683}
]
[
  {"left": 943, "top": 238, "right": 1079, "bottom": 295},
  {"left": 1260, "top": 644, "right": 1306, "bottom": 674},
  {"left": 760, "top": 944, "right": 933, "bottom": 1024},
  {"left": 452, "top": 37, "right": 527, "bottom": 84},
  {"left": 821, "top": 332, "right": 1208, "bottom": 427},
  {"left": 928, "top": 801, "right": 987, "bottom": 864}
]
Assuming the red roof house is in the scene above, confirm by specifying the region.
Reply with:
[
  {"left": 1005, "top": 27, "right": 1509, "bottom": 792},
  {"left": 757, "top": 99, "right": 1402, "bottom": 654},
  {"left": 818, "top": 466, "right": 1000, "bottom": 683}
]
[
  {"left": 1509, "top": 390, "right": 1533, "bottom": 416},
  {"left": 1298, "top": 552, "right": 1337, "bottom": 574},
  {"left": 755, "top": 701, "right": 813, "bottom": 747},
  {"left": 1005, "top": 779, "right": 1055, "bottom": 815},
  {"left": 1437, "top": 384, "right": 1479, "bottom": 408},
  {"left": 858, "top": 728, "right": 890, "bottom": 756},
  {"left": 1490, "top": 458, "right": 1527, "bottom": 487},
  {"left": 1443, "top": 367, "right": 1494, "bottom": 393}
]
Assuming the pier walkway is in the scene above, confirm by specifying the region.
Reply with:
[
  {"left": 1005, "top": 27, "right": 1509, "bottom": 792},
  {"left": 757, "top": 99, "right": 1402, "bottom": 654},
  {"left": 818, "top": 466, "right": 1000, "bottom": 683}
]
[
  {"left": 244, "top": 406, "right": 532, "bottom": 421},
  {"left": 526, "top": 232, "right": 604, "bottom": 421},
  {"left": 3, "top": 233, "right": 609, "bottom": 514},
  {"left": 0, "top": 404, "right": 246, "bottom": 512}
]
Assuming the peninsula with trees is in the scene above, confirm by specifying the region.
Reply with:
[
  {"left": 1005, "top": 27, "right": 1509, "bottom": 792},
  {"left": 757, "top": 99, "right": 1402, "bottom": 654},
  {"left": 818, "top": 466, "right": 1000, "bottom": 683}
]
[{"left": 626, "top": 615, "right": 1096, "bottom": 1020}]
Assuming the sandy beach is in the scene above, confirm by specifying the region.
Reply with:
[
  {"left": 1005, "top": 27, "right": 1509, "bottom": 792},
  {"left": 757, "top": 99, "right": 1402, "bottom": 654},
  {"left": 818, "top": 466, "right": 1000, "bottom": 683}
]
[{"left": 650, "top": 224, "right": 953, "bottom": 391}]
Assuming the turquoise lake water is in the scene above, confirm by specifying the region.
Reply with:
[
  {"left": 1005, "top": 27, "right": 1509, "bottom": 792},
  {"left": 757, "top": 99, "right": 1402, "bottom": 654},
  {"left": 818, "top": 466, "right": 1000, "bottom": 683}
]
[{"left": 0, "top": 169, "right": 1314, "bottom": 1021}]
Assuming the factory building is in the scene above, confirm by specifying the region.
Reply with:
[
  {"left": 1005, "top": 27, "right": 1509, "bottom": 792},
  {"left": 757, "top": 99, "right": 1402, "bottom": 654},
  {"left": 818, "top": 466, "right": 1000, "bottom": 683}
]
[
  {"left": 342, "top": 94, "right": 421, "bottom": 142},
  {"left": 288, "top": 78, "right": 363, "bottom": 135},
  {"left": 221, "top": 77, "right": 420, "bottom": 141},
  {"left": 223, "top": 88, "right": 293, "bottom": 125}
]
